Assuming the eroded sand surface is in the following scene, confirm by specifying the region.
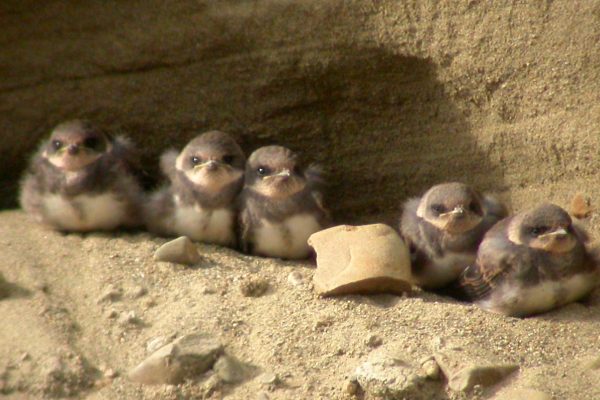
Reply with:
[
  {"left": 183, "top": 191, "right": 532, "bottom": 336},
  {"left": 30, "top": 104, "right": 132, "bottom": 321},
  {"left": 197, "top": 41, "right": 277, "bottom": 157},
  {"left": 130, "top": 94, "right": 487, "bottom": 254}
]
[{"left": 1, "top": 210, "right": 600, "bottom": 399}]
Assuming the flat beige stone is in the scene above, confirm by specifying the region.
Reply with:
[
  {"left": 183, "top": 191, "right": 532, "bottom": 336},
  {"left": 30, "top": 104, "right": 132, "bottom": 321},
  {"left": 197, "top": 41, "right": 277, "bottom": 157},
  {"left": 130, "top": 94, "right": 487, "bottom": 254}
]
[
  {"left": 309, "top": 224, "right": 413, "bottom": 296},
  {"left": 153, "top": 236, "right": 201, "bottom": 265},
  {"left": 128, "top": 333, "right": 223, "bottom": 385},
  {"left": 432, "top": 338, "right": 519, "bottom": 393}
]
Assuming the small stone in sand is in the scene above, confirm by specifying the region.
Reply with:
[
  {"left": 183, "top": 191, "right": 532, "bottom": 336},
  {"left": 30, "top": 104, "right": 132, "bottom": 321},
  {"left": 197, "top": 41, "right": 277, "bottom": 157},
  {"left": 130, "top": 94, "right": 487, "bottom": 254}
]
[
  {"left": 365, "top": 335, "right": 383, "bottom": 348},
  {"left": 239, "top": 277, "right": 269, "bottom": 297},
  {"left": 214, "top": 355, "right": 253, "bottom": 384},
  {"left": 287, "top": 271, "right": 305, "bottom": 287},
  {"left": 154, "top": 237, "right": 201, "bottom": 265},
  {"left": 259, "top": 372, "right": 279, "bottom": 385},
  {"left": 433, "top": 338, "right": 518, "bottom": 392},
  {"left": 354, "top": 351, "right": 440, "bottom": 399},
  {"left": 96, "top": 285, "right": 123, "bottom": 304},
  {"left": 146, "top": 335, "right": 176, "bottom": 354},
  {"left": 128, "top": 333, "right": 223, "bottom": 385},
  {"left": 118, "top": 311, "right": 141, "bottom": 327},
  {"left": 128, "top": 285, "right": 147, "bottom": 299}
]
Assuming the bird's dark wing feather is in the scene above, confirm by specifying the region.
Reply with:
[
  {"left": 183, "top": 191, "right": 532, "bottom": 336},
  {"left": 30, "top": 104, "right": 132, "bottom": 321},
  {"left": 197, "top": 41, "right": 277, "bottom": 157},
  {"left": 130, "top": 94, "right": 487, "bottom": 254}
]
[{"left": 458, "top": 236, "right": 515, "bottom": 301}]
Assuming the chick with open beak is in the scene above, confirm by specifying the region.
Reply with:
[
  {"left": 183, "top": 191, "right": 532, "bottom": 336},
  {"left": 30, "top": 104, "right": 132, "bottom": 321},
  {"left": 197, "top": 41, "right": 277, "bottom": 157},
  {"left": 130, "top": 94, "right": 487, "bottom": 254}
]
[
  {"left": 238, "top": 145, "right": 330, "bottom": 259},
  {"left": 19, "top": 119, "right": 143, "bottom": 231},
  {"left": 145, "top": 131, "right": 245, "bottom": 247},
  {"left": 458, "top": 203, "right": 599, "bottom": 317},
  {"left": 400, "top": 182, "right": 507, "bottom": 289}
]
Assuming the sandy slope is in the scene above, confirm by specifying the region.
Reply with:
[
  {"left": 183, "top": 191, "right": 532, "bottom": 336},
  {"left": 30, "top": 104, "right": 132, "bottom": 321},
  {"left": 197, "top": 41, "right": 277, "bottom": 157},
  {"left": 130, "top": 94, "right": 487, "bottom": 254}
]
[{"left": 1, "top": 210, "right": 600, "bottom": 399}]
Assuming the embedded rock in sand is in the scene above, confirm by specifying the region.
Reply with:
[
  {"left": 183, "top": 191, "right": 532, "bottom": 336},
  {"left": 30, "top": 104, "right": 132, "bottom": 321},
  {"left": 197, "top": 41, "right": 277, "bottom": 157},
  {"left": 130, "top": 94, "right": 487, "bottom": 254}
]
[
  {"left": 354, "top": 344, "right": 442, "bottom": 399},
  {"left": 128, "top": 334, "right": 223, "bottom": 385},
  {"left": 309, "top": 224, "right": 413, "bottom": 296},
  {"left": 153, "top": 236, "right": 201, "bottom": 266},
  {"left": 432, "top": 338, "right": 519, "bottom": 393},
  {"left": 213, "top": 355, "right": 256, "bottom": 384}
]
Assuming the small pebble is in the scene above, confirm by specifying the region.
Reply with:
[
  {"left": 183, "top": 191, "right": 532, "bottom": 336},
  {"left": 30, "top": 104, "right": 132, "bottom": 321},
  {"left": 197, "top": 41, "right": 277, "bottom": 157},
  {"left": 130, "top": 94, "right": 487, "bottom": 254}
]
[
  {"left": 420, "top": 357, "right": 440, "bottom": 380},
  {"left": 154, "top": 237, "right": 201, "bottom": 265},
  {"left": 199, "top": 285, "right": 217, "bottom": 295},
  {"left": 104, "top": 368, "right": 118, "bottom": 379},
  {"left": 146, "top": 335, "right": 175, "bottom": 354},
  {"left": 129, "top": 285, "right": 147, "bottom": 299},
  {"left": 366, "top": 335, "right": 383, "bottom": 348},
  {"left": 345, "top": 379, "right": 359, "bottom": 395},
  {"left": 240, "top": 278, "right": 269, "bottom": 297},
  {"left": 118, "top": 311, "right": 140, "bottom": 326},
  {"left": 287, "top": 271, "right": 304, "bottom": 286},
  {"left": 259, "top": 372, "right": 279, "bottom": 385},
  {"left": 97, "top": 285, "right": 123, "bottom": 304},
  {"left": 142, "top": 298, "right": 157, "bottom": 309}
]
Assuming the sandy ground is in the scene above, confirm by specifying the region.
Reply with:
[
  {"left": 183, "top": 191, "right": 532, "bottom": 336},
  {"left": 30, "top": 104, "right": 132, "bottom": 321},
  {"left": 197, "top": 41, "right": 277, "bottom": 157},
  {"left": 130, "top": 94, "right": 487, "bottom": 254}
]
[{"left": 1, "top": 209, "right": 599, "bottom": 400}]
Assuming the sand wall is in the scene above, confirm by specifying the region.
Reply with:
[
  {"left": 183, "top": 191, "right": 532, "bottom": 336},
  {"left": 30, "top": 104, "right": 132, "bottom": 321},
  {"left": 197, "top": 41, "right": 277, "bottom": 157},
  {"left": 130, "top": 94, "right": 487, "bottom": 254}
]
[{"left": 1, "top": 0, "right": 598, "bottom": 222}]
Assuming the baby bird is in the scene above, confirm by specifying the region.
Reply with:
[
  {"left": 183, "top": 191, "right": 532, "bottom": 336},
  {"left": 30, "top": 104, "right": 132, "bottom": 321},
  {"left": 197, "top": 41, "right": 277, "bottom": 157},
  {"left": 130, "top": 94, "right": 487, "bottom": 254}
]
[
  {"left": 145, "top": 131, "right": 245, "bottom": 247},
  {"left": 19, "top": 120, "right": 142, "bottom": 232},
  {"left": 458, "top": 203, "right": 599, "bottom": 317},
  {"left": 238, "top": 145, "right": 330, "bottom": 259},
  {"left": 400, "top": 182, "right": 507, "bottom": 289}
]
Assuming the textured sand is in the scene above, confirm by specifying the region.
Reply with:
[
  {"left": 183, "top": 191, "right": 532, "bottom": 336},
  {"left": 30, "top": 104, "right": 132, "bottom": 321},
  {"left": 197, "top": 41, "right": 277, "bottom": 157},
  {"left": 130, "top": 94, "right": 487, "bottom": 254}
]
[{"left": 1, "top": 210, "right": 599, "bottom": 399}]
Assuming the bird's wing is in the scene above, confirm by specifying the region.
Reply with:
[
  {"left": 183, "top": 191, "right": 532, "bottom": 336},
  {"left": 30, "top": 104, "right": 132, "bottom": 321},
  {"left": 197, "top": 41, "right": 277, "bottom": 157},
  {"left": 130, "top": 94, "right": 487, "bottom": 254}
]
[{"left": 458, "top": 237, "right": 516, "bottom": 301}]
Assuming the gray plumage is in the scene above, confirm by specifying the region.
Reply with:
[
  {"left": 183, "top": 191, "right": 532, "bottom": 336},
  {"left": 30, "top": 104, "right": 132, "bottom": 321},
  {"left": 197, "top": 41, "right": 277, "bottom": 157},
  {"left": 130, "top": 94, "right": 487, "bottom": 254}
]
[
  {"left": 238, "top": 145, "right": 330, "bottom": 259},
  {"left": 458, "top": 203, "right": 599, "bottom": 317},
  {"left": 144, "top": 131, "right": 245, "bottom": 247},
  {"left": 400, "top": 182, "right": 507, "bottom": 289},
  {"left": 19, "top": 120, "right": 143, "bottom": 232}
]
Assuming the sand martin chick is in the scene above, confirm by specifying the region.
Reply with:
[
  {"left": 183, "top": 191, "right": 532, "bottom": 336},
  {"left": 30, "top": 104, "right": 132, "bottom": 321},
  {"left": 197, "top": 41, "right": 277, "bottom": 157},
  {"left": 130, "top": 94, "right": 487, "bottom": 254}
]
[
  {"left": 400, "top": 182, "right": 507, "bottom": 289},
  {"left": 145, "top": 131, "right": 245, "bottom": 246},
  {"left": 19, "top": 120, "right": 143, "bottom": 232},
  {"left": 238, "top": 145, "right": 330, "bottom": 259},
  {"left": 458, "top": 203, "right": 599, "bottom": 317}
]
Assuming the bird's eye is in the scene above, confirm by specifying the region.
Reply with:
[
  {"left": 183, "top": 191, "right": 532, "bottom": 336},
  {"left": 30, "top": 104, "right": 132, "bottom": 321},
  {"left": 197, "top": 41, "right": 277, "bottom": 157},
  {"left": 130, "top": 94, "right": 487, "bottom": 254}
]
[
  {"left": 222, "top": 155, "right": 234, "bottom": 165},
  {"left": 431, "top": 204, "right": 445, "bottom": 214},
  {"left": 257, "top": 166, "right": 269, "bottom": 176},
  {"left": 191, "top": 156, "right": 201, "bottom": 165},
  {"left": 52, "top": 140, "right": 63, "bottom": 150},
  {"left": 469, "top": 202, "right": 479, "bottom": 212},
  {"left": 293, "top": 165, "right": 303, "bottom": 175},
  {"left": 530, "top": 226, "right": 549, "bottom": 236},
  {"left": 83, "top": 137, "right": 100, "bottom": 150}
]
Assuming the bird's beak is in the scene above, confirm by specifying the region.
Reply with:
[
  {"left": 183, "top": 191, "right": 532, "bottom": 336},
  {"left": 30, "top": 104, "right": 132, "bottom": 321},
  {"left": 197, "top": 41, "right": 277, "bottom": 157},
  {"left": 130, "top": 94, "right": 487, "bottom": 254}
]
[
  {"left": 442, "top": 206, "right": 465, "bottom": 217},
  {"left": 67, "top": 144, "right": 80, "bottom": 156},
  {"left": 194, "top": 160, "right": 219, "bottom": 170},
  {"left": 550, "top": 228, "right": 568, "bottom": 237},
  {"left": 275, "top": 169, "right": 291, "bottom": 177}
]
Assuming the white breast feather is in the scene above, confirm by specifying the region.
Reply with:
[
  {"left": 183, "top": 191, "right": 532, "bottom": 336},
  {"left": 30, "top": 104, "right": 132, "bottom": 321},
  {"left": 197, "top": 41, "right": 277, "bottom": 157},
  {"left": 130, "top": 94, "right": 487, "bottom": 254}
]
[
  {"left": 42, "top": 193, "right": 127, "bottom": 231},
  {"left": 172, "top": 204, "right": 235, "bottom": 245},
  {"left": 479, "top": 273, "right": 596, "bottom": 316},
  {"left": 254, "top": 213, "right": 322, "bottom": 259},
  {"left": 417, "top": 252, "right": 475, "bottom": 288}
]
